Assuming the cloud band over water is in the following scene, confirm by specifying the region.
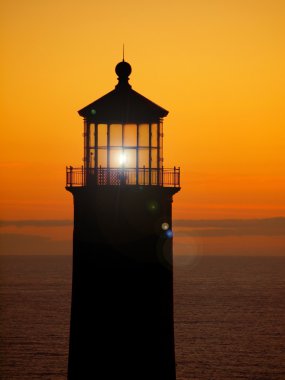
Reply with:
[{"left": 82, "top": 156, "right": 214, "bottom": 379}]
[
  {"left": 0, "top": 220, "right": 73, "bottom": 227},
  {"left": 0, "top": 218, "right": 285, "bottom": 255},
  {"left": 173, "top": 217, "right": 285, "bottom": 237},
  {"left": 1, "top": 217, "right": 285, "bottom": 236}
]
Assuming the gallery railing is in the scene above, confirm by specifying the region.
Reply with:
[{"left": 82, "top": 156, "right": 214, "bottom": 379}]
[{"left": 66, "top": 166, "right": 180, "bottom": 188}]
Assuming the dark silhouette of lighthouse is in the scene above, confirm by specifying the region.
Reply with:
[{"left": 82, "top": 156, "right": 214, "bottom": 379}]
[{"left": 66, "top": 59, "right": 180, "bottom": 380}]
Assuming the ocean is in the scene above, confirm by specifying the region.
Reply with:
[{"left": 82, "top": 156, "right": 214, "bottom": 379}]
[{"left": 0, "top": 255, "right": 284, "bottom": 380}]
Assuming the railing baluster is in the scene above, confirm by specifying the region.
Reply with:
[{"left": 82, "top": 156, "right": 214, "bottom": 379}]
[
  {"left": 66, "top": 166, "right": 180, "bottom": 188},
  {"left": 70, "top": 166, "right": 73, "bottom": 187}
]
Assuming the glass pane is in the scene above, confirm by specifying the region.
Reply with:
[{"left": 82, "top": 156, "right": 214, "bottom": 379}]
[
  {"left": 151, "top": 123, "right": 158, "bottom": 147},
  {"left": 84, "top": 120, "right": 88, "bottom": 166},
  {"left": 89, "top": 148, "right": 95, "bottom": 168},
  {"left": 98, "top": 124, "right": 107, "bottom": 147},
  {"left": 151, "top": 148, "right": 158, "bottom": 168},
  {"left": 89, "top": 123, "right": 95, "bottom": 148},
  {"left": 110, "top": 124, "right": 122, "bottom": 147},
  {"left": 139, "top": 124, "right": 149, "bottom": 147},
  {"left": 124, "top": 124, "right": 137, "bottom": 146},
  {"left": 125, "top": 149, "right": 136, "bottom": 168},
  {"left": 138, "top": 149, "right": 149, "bottom": 168},
  {"left": 159, "top": 150, "right": 163, "bottom": 168},
  {"left": 97, "top": 149, "right": 107, "bottom": 167},
  {"left": 159, "top": 122, "right": 163, "bottom": 167},
  {"left": 110, "top": 149, "right": 123, "bottom": 168}
]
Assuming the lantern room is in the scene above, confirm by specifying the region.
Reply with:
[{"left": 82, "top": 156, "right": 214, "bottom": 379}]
[{"left": 66, "top": 60, "right": 180, "bottom": 187}]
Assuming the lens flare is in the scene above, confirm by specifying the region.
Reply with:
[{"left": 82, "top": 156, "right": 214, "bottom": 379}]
[
  {"left": 161, "top": 222, "right": 169, "bottom": 230},
  {"left": 147, "top": 200, "right": 158, "bottom": 212},
  {"left": 165, "top": 229, "right": 173, "bottom": 238}
]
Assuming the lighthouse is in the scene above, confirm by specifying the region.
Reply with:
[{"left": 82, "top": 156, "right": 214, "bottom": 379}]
[{"left": 66, "top": 60, "right": 180, "bottom": 380}]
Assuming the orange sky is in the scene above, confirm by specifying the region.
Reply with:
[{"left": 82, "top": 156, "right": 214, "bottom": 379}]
[{"left": 1, "top": 0, "right": 285, "bottom": 224}]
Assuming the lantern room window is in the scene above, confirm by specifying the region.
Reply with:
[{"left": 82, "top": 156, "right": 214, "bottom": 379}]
[{"left": 84, "top": 122, "right": 162, "bottom": 171}]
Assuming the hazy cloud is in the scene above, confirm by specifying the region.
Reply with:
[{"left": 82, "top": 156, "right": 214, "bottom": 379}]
[
  {"left": 173, "top": 217, "right": 285, "bottom": 236},
  {"left": 0, "top": 220, "right": 73, "bottom": 228},
  {"left": 1, "top": 218, "right": 285, "bottom": 256},
  {"left": 0, "top": 233, "right": 71, "bottom": 255},
  {"left": 0, "top": 217, "right": 284, "bottom": 239}
]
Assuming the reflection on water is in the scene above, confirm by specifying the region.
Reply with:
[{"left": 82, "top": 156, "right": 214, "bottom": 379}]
[{"left": 0, "top": 255, "right": 285, "bottom": 379}]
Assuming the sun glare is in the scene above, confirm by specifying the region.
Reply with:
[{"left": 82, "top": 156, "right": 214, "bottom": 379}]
[{"left": 119, "top": 152, "right": 127, "bottom": 166}]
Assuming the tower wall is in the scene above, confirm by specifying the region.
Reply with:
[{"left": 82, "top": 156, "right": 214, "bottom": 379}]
[{"left": 67, "top": 186, "right": 178, "bottom": 380}]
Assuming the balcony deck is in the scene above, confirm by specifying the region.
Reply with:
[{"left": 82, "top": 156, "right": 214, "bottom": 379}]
[{"left": 66, "top": 166, "right": 180, "bottom": 188}]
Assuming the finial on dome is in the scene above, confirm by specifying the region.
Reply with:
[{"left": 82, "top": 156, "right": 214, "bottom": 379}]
[{"left": 115, "top": 59, "right": 132, "bottom": 89}]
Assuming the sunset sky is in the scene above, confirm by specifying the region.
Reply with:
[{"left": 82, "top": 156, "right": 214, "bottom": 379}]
[{"left": 1, "top": 0, "right": 285, "bottom": 255}]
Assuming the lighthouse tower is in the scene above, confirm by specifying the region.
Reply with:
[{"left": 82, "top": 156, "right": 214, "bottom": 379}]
[{"left": 66, "top": 60, "right": 180, "bottom": 380}]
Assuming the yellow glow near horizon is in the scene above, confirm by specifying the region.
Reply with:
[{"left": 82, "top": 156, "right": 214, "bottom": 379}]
[{"left": 1, "top": 0, "right": 285, "bottom": 222}]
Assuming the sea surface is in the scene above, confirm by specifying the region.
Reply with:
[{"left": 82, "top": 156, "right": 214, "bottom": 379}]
[{"left": 0, "top": 255, "right": 284, "bottom": 380}]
